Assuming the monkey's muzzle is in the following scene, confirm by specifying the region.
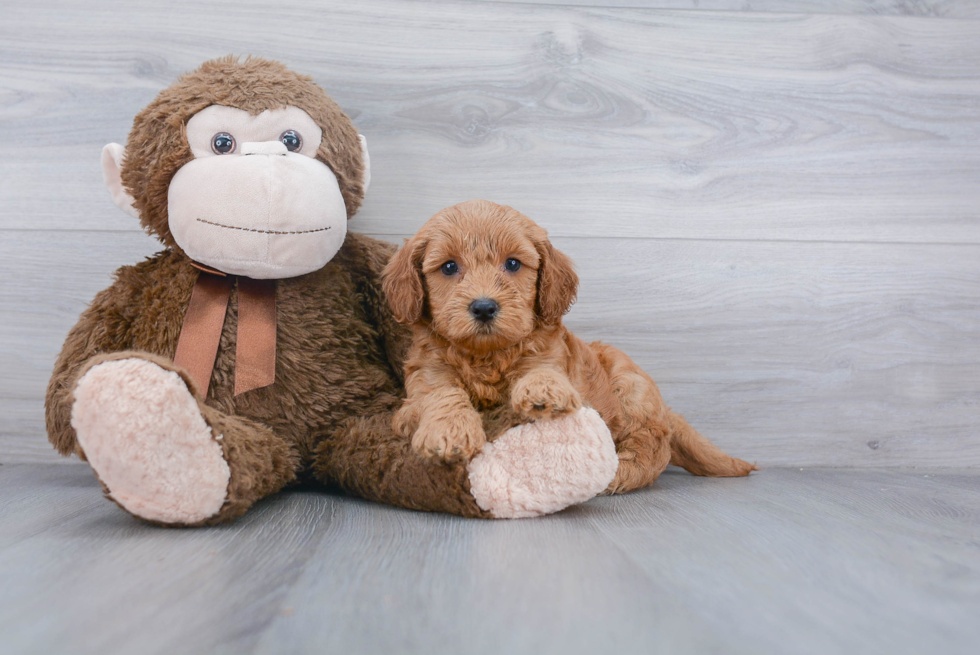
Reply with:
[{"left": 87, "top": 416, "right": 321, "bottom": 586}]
[{"left": 168, "top": 150, "right": 348, "bottom": 279}]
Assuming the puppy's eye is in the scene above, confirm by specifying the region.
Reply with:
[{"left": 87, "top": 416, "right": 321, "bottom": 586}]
[
  {"left": 441, "top": 261, "right": 458, "bottom": 276},
  {"left": 279, "top": 130, "right": 302, "bottom": 152},
  {"left": 211, "top": 133, "right": 236, "bottom": 155},
  {"left": 504, "top": 258, "right": 522, "bottom": 272}
]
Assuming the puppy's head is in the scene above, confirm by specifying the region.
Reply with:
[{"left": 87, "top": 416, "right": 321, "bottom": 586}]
[{"left": 383, "top": 200, "right": 578, "bottom": 351}]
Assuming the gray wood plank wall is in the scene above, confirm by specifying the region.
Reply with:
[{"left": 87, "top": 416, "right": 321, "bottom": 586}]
[
  {"left": 1, "top": 0, "right": 977, "bottom": 465},
  {"left": 492, "top": 0, "right": 980, "bottom": 18}
]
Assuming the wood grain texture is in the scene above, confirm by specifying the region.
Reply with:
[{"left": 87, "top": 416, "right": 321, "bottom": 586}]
[
  {"left": 1, "top": 1, "right": 979, "bottom": 243},
  {"left": 488, "top": 0, "right": 980, "bottom": 19},
  {"left": 1, "top": 464, "right": 978, "bottom": 655},
  {"left": 1, "top": 0, "right": 978, "bottom": 466},
  {"left": 4, "top": 230, "right": 977, "bottom": 466}
]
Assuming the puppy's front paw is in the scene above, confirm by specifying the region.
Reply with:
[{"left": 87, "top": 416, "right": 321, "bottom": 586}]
[
  {"left": 393, "top": 402, "right": 420, "bottom": 439},
  {"left": 412, "top": 410, "right": 487, "bottom": 463},
  {"left": 511, "top": 370, "right": 582, "bottom": 421}
]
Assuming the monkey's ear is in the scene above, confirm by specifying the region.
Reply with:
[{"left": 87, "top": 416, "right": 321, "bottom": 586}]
[
  {"left": 532, "top": 226, "right": 579, "bottom": 325},
  {"left": 101, "top": 143, "right": 139, "bottom": 219},
  {"left": 358, "top": 135, "right": 371, "bottom": 193},
  {"left": 382, "top": 235, "right": 427, "bottom": 324}
]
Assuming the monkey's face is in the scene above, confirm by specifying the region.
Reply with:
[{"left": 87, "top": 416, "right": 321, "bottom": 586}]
[
  {"left": 165, "top": 105, "right": 349, "bottom": 279},
  {"left": 102, "top": 57, "right": 371, "bottom": 278}
]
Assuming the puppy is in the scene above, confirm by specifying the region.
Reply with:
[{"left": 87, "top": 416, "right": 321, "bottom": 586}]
[{"left": 382, "top": 200, "right": 755, "bottom": 494}]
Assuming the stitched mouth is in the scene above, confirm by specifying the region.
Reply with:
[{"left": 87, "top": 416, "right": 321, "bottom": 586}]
[{"left": 196, "top": 218, "right": 332, "bottom": 235}]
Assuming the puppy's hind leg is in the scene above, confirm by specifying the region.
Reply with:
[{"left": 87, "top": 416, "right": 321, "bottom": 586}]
[
  {"left": 595, "top": 343, "right": 755, "bottom": 494},
  {"left": 594, "top": 344, "right": 673, "bottom": 494},
  {"left": 604, "top": 423, "right": 672, "bottom": 495}
]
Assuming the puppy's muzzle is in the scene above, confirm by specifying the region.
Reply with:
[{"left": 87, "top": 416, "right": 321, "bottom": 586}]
[{"left": 469, "top": 298, "right": 499, "bottom": 324}]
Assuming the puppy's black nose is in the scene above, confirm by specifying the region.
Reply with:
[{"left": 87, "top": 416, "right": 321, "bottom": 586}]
[{"left": 469, "top": 298, "right": 499, "bottom": 323}]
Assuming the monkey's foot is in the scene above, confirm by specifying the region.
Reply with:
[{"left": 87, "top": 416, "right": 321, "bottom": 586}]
[
  {"left": 466, "top": 407, "right": 618, "bottom": 519},
  {"left": 71, "top": 358, "right": 230, "bottom": 525}
]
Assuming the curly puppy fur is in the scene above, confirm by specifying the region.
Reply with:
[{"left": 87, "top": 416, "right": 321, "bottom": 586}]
[{"left": 382, "top": 200, "right": 756, "bottom": 493}]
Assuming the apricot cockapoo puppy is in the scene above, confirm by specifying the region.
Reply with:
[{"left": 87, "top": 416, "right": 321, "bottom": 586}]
[{"left": 383, "top": 200, "right": 755, "bottom": 494}]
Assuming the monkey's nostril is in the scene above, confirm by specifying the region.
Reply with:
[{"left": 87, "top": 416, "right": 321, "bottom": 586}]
[{"left": 469, "top": 298, "right": 499, "bottom": 323}]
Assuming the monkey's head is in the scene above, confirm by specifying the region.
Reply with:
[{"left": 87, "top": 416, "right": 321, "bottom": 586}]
[{"left": 102, "top": 56, "right": 370, "bottom": 279}]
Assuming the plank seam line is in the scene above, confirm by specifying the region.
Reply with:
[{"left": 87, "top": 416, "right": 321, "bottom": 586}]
[
  {"left": 465, "top": 0, "right": 980, "bottom": 22},
  {"left": 3, "top": 228, "right": 979, "bottom": 248}
]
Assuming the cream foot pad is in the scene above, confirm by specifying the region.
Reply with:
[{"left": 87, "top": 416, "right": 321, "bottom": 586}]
[
  {"left": 72, "top": 358, "right": 230, "bottom": 524},
  {"left": 467, "top": 407, "right": 618, "bottom": 519}
]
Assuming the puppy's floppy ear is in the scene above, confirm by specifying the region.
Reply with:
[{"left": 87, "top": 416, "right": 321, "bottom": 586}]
[
  {"left": 382, "top": 235, "right": 428, "bottom": 324},
  {"left": 531, "top": 225, "right": 578, "bottom": 325}
]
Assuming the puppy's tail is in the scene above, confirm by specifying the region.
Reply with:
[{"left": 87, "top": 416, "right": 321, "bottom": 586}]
[{"left": 667, "top": 411, "right": 757, "bottom": 477}]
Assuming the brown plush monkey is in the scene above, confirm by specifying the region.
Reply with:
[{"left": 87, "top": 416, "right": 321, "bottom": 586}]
[{"left": 44, "top": 56, "right": 618, "bottom": 526}]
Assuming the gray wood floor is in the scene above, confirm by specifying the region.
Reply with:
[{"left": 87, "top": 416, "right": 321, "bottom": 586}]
[{"left": 1, "top": 464, "right": 977, "bottom": 655}]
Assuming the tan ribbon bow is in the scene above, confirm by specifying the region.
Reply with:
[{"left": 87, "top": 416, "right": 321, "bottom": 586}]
[{"left": 174, "top": 265, "right": 277, "bottom": 397}]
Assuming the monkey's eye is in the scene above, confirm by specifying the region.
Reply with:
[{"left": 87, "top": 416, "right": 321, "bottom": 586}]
[
  {"left": 505, "top": 258, "right": 522, "bottom": 272},
  {"left": 279, "top": 130, "right": 303, "bottom": 152},
  {"left": 211, "top": 132, "right": 236, "bottom": 155},
  {"left": 441, "top": 261, "right": 458, "bottom": 276},
  {"left": 211, "top": 132, "right": 235, "bottom": 155}
]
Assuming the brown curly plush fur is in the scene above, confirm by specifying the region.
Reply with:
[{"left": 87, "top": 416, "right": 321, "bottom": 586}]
[
  {"left": 382, "top": 200, "right": 756, "bottom": 491},
  {"left": 44, "top": 57, "right": 491, "bottom": 523}
]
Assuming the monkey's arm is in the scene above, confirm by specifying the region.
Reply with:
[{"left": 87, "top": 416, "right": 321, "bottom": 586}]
[
  {"left": 45, "top": 275, "right": 142, "bottom": 456},
  {"left": 369, "top": 276, "right": 412, "bottom": 387},
  {"left": 341, "top": 232, "right": 412, "bottom": 384}
]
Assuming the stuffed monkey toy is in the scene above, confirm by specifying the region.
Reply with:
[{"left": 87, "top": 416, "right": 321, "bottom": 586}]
[{"left": 44, "top": 57, "right": 618, "bottom": 526}]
